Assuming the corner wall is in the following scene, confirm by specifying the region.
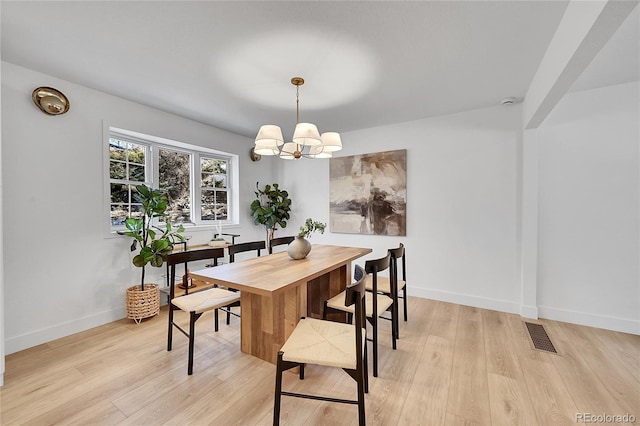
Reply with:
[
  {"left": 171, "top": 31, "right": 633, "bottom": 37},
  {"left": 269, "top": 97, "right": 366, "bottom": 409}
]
[
  {"left": 537, "top": 81, "right": 640, "bottom": 334},
  {"left": 1, "top": 62, "right": 273, "bottom": 354},
  {"left": 277, "top": 83, "right": 640, "bottom": 335}
]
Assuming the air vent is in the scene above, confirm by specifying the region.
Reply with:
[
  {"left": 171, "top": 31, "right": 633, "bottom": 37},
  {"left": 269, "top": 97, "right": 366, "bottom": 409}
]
[{"left": 525, "top": 322, "right": 557, "bottom": 354}]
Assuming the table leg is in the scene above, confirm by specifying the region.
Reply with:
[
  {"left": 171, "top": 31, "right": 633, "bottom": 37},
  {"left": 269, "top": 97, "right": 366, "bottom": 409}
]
[
  {"left": 239, "top": 262, "right": 351, "bottom": 364},
  {"left": 240, "top": 283, "right": 305, "bottom": 364}
]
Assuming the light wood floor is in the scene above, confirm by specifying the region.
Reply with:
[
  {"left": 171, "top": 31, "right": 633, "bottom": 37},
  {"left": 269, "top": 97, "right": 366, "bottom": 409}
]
[{"left": 1, "top": 298, "right": 638, "bottom": 425}]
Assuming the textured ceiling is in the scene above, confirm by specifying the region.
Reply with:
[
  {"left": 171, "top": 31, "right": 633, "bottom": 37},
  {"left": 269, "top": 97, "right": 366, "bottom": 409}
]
[{"left": 1, "top": 1, "right": 637, "bottom": 139}]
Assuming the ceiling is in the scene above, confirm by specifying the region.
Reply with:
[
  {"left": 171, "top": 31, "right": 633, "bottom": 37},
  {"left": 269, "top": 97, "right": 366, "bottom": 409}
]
[{"left": 1, "top": 1, "right": 638, "bottom": 139}]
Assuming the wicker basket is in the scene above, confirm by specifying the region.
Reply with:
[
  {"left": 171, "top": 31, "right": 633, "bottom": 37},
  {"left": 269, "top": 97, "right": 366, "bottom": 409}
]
[{"left": 126, "top": 283, "right": 160, "bottom": 324}]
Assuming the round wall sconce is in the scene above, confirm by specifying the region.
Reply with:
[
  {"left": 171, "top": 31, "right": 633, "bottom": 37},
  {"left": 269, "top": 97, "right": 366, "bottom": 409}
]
[
  {"left": 250, "top": 147, "right": 262, "bottom": 162},
  {"left": 32, "top": 87, "right": 70, "bottom": 115}
]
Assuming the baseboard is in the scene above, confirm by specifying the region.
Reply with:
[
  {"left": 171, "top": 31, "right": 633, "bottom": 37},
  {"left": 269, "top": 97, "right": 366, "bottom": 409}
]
[
  {"left": 5, "top": 307, "right": 126, "bottom": 355},
  {"left": 538, "top": 305, "right": 640, "bottom": 335},
  {"left": 520, "top": 304, "right": 539, "bottom": 319},
  {"left": 408, "top": 286, "right": 520, "bottom": 315}
]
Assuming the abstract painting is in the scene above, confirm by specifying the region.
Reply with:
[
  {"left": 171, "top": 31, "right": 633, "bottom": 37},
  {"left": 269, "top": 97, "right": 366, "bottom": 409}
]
[{"left": 330, "top": 149, "right": 406, "bottom": 235}]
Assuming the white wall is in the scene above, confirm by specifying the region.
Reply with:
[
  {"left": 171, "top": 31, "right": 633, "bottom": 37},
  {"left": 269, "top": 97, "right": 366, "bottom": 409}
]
[
  {"left": 277, "top": 104, "right": 523, "bottom": 314},
  {"left": 537, "top": 81, "right": 639, "bottom": 334},
  {"left": 3, "top": 65, "right": 637, "bottom": 358},
  {"left": 1, "top": 57, "right": 5, "bottom": 385},
  {"left": 1, "top": 62, "right": 273, "bottom": 354}
]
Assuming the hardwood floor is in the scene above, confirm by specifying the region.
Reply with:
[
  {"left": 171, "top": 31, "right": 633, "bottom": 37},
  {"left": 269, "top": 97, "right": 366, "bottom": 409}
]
[{"left": 1, "top": 298, "right": 638, "bottom": 425}]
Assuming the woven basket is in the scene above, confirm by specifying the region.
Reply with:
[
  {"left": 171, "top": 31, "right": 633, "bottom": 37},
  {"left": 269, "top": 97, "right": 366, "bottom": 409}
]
[{"left": 126, "top": 283, "right": 160, "bottom": 324}]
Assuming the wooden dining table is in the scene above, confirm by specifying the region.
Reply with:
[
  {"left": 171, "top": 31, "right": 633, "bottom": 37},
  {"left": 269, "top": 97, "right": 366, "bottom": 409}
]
[{"left": 189, "top": 244, "right": 372, "bottom": 364}]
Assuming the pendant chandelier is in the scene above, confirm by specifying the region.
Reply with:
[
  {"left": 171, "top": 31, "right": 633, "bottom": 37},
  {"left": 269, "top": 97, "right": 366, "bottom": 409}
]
[{"left": 254, "top": 77, "right": 342, "bottom": 160}]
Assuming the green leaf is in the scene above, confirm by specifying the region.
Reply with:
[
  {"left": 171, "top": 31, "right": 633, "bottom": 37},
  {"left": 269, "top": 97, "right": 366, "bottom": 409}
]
[
  {"left": 152, "top": 239, "right": 169, "bottom": 251},
  {"left": 151, "top": 254, "right": 164, "bottom": 267},
  {"left": 132, "top": 254, "right": 146, "bottom": 268}
]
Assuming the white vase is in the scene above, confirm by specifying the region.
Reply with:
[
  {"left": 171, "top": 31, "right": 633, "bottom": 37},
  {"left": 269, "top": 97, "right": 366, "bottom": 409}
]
[{"left": 287, "top": 236, "right": 311, "bottom": 259}]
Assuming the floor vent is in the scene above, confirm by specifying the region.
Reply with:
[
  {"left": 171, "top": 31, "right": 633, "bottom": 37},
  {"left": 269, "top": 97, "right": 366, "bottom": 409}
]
[{"left": 525, "top": 322, "right": 557, "bottom": 354}]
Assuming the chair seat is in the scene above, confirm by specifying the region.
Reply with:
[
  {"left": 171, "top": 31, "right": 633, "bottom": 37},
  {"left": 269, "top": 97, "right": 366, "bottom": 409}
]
[
  {"left": 326, "top": 290, "right": 393, "bottom": 318},
  {"left": 172, "top": 287, "right": 241, "bottom": 314},
  {"left": 364, "top": 275, "right": 406, "bottom": 294},
  {"left": 280, "top": 317, "right": 366, "bottom": 370}
]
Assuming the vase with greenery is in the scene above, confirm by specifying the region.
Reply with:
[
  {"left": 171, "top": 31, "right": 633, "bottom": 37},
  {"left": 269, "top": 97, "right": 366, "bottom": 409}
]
[
  {"left": 288, "top": 218, "right": 326, "bottom": 260},
  {"left": 250, "top": 182, "right": 292, "bottom": 243},
  {"left": 119, "top": 184, "right": 185, "bottom": 291}
]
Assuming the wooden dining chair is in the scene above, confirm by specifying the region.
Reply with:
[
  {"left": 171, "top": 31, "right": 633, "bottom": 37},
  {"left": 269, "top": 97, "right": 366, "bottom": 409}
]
[
  {"left": 220, "top": 240, "right": 267, "bottom": 325},
  {"left": 274, "top": 265, "right": 368, "bottom": 426},
  {"left": 323, "top": 252, "right": 395, "bottom": 377},
  {"left": 166, "top": 248, "right": 241, "bottom": 375},
  {"left": 365, "top": 243, "right": 407, "bottom": 339},
  {"left": 268, "top": 236, "right": 295, "bottom": 254}
]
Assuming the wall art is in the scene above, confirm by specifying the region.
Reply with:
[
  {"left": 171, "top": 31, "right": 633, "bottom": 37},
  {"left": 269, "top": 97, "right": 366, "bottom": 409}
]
[{"left": 330, "top": 149, "right": 406, "bottom": 235}]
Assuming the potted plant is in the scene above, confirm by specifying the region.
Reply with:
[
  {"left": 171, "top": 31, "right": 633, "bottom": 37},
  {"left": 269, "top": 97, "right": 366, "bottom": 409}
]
[
  {"left": 119, "top": 184, "right": 185, "bottom": 323},
  {"left": 287, "top": 218, "right": 326, "bottom": 260},
  {"left": 250, "top": 182, "right": 292, "bottom": 247},
  {"left": 208, "top": 220, "right": 227, "bottom": 247}
]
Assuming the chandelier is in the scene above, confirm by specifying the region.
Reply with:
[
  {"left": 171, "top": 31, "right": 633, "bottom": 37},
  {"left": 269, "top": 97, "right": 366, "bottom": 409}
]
[{"left": 253, "top": 77, "right": 342, "bottom": 159}]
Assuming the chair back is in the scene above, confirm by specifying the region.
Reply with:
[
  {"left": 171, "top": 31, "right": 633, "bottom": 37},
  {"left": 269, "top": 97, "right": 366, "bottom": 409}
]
[
  {"left": 387, "top": 243, "right": 405, "bottom": 295},
  {"left": 268, "top": 236, "right": 295, "bottom": 254},
  {"left": 228, "top": 240, "right": 266, "bottom": 263},
  {"left": 166, "top": 247, "right": 224, "bottom": 297},
  {"left": 364, "top": 252, "right": 391, "bottom": 291},
  {"left": 364, "top": 252, "right": 391, "bottom": 317},
  {"left": 389, "top": 243, "right": 406, "bottom": 282},
  {"left": 346, "top": 264, "right": 367, "bottom": 367}
]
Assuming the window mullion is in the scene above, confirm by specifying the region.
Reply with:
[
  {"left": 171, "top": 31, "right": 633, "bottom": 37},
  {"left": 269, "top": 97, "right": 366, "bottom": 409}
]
[
  {"left": 193, "top": 152, "right": 202, "bottom": 224},
  {"left": 149, "top": 145, "right": 160, "bottom": 227}
]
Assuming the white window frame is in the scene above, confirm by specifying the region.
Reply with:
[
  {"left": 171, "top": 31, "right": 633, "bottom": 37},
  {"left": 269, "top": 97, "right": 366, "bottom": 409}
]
[{"left": 104, "top": 125, "right": 239, "bottom": 235}]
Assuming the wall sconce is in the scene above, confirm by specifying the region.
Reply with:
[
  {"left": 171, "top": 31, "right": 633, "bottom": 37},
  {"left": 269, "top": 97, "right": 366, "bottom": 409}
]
[
  {"left": 250, "top": 147, "right": 262, "bottom": 162},
  {"left": 32, "top": 87, "right": 70, "bottom": 115}
]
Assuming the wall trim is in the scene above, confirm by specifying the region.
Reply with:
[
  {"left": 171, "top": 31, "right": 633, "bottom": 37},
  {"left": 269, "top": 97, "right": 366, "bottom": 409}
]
[
  {"left": 409, "top": 286, "right": 520, "bottom": 315},
  {"left": 5, "top": 308, "right": 125, "bottom": 355},
  {"left": 520, "top": 304, "right": 539, "bottom": 319},
  {"left": 538, "top": 305, "right": 640, "bottom": 336}
]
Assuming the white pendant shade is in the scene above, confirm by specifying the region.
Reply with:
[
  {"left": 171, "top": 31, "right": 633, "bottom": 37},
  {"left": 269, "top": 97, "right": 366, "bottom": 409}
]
[
  {"left": 279, "top": 142, "right": 298, "bottom": 160},
  {"left": 252, "top": 77, "right": 343, "bottom": 159},
  {"left": 319, "top": 132, "right": 343, "bottom": 152},
  {"left": 292, "top": 123, "right": 322, "bottom": 146},
  {"left": 255, "top": 125, "right": 284, "bottom": 148},
  {"left": 254, "top": 146, "right": 279, "bottom": 156},
  {"left": 309, "top": 145, "right": 332, "bottom": 158}
]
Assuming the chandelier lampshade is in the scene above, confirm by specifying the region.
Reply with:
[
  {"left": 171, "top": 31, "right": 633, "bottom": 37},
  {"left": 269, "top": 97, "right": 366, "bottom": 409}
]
[
  {"left": 292, "top": 123, "right": 322, "bottom": 146},
  {"left": 319, "top": 132, "right": 342, "bottom": 151},
  {"left": 254, "top": 77, "right": 342, "bottom": 159},
  {"left": 255, "top": 125, "right": 284, "bottom": 146}
]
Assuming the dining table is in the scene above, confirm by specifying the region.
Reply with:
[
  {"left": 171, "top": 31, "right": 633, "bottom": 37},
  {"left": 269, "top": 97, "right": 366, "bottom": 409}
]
[{"left": 188, "top": 244, "right": 372, "bottom": 364}]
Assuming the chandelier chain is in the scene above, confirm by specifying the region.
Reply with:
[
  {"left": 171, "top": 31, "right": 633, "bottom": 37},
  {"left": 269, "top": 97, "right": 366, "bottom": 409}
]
[{"left": 296, "top": 84, "right": 300, "bottom": 124}]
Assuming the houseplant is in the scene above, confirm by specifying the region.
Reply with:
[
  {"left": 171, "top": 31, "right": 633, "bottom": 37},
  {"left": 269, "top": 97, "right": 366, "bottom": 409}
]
[
  {"left": 250, "top": 182, "right": 292, "bottom": 245},
  {"left": 120, "top": 184, "right": 185, "bottom": 322},
  {"left": 287, "top": 218, "right": 326, "bottom": 259},
  {"left": 208, "top": 220, "right": 226, "bottom": 247}
]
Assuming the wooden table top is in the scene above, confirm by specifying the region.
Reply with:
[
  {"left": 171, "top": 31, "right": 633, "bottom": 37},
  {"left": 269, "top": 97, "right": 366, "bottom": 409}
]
[{"left": 189, "top": 244, "right": 372, "bottom": 297}]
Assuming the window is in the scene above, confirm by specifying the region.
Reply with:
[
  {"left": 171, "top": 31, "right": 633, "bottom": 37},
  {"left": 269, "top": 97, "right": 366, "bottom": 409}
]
[
  {"left": 109, "top": 138, "right": 148, "bottom": 226},
  {"left": 200, "top": 156, "right": 228, "bottom": 220},
  {"left": 107, "top": 128, "right": 237, "bottom": 231},
  {"left": 158, "top": 147, "right": 192, "bottom": 223}
]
